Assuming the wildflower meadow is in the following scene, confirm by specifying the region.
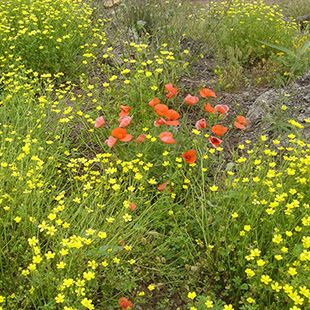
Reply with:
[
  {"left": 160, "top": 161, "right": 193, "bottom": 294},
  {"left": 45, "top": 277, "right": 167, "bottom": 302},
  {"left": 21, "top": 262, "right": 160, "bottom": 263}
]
[{"left": 0, "top": 0, "right": 310, "bottom": 309}]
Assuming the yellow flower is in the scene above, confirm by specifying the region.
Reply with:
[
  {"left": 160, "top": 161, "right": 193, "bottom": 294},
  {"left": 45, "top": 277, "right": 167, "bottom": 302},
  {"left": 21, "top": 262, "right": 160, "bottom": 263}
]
[
  {"left": 187, "top": 291, "right": 197, "bottom": 300},
  {"left": 205, "top": 300, "right": 214, "bottom": 308},
  {"left": 247, "top": 297, "right": 255, "bottom": 303},
  {"left": 245, "top": 268, "right": 255, "bottom": 277},
  {"left": 210, "top": 185, "right": 218, "bottom": 192},
  {"left": 271, "top": 282, "right": 282, "bottom": 292},
  {"left": 102, "top": 261, "right": 108, "bottom": 267},
  {"left": 148, "top": 284, "right": 155, "bottom": 291},
  {"left": 83, "top": 271, "right": 95, "bottom": 280},
  {"left": 55, "top": 293, "right": 65, "bottom": 303},
  {"left": 261, "top": 275, "right": 272, "bottom": 285},
  {"left": 288, "top": 267, "right": 297, "bottom": 276},
  {"left": 244, "top": 225, "right": 251, "bottom": 232}
]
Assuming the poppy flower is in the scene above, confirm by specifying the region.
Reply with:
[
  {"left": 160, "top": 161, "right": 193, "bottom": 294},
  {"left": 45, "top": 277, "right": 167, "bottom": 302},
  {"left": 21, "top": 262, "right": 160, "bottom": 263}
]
[
  {"left": 182, "top": 149, "right": 196, "bottom": 163},
  {"left": 165, "top": 83, "right": 178, "bottom": 99},
  {"left": 204, "top": 103, "right": 216, "bottom": 114},
  {"left": 119, "top": 105, "right": 132, "bottom": 117},
  {"left": 129, "top": 202, "right": 136, "bottom": 210},
  {"left": 215, "top": 104, "right": 229, "bottom": 115},
  {"left": 209, "top": 136, "right": 222, "bottom": 148},
  {"left": 149, "top": 98, "right": 160, "bottom": 108},
  {"left": 111, "top": 127, "right": 133, "bottom": 142},
  {"left": 155, "top": 104, "right": 169, "bottom": 116},
  {"left": 195, "top": 118, "right": 207, "bottom": 130},
  {"left": 185, "top": 94, "right": 199, "bottom": 105},
  {"left": 154, "top": 117, "right": 167, "bottom": 127},
  {"left": 199, "top": 88, "right": 216, "bottom": 98},
  {"left": 164, "top": 109, "right": 179, "bottom": 126},
  {"left": 118, "top": 116, "right": 132, "bottom": 127},
  {"left": 157, "top": 181, "right": 170, "bottom": 192},
  {"left": 105, "top": 136, "right": 117, "bottom": 148},
  {"left": 211, "top": 124, "right": 227, "bottom": 136},
  {"left": 159, "top": 132, "right": 176, "bottom": 144},
  {"left": 118, "top": 297, "right": 132, "bottom": 309},
  {"left": 95, "top": 116, "right": 106, "bottom": 128},
  {"left": 135, "top": 134, "right": 146, "bottom": 143},
  {"left": 234, "top": 115, "right": 250, "bottom": 130}
]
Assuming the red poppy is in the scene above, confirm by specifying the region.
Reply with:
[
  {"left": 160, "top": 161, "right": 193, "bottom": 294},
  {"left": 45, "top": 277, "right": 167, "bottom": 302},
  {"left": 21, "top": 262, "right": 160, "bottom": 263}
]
[
  {"left": 95, "top": 116, "right": 106, "bottom": 128},
  {"left": 119, "top": 105, "right": 132, "bottom": 117},
  {"left": 164, "top": 109, "right": 179, "bottom": 126},
  {"left": 204, "top": 103, "right": 216, "bottom": 114},
  {"left": 118, "top": 297, "right": 132, "bottom": 309},
  {"left": 195, "top": 118, "right": 207, "bottom": 130},
  {"left": 182, "top": 149, "right": 196, "bottom": 163},
  {"left": 159, "top": 132, "right": 176, "bottom": 144},
  {"left": 111, "top": 127, "right": 133, "bottom": 142},
  {"left": 154, "top": 117, "right": 167, "bottom": 127},
  {"left": 211, "top": 124, "right": 228, "bottom": 136},
  {"left": 215, "top": 104, "right": 229, "bottom": 115},
  {"left": 165, "top": 83, "right": 178, "bottom": 99},
  {"left": 118, "top": 116, "right": 132, "bottom": 127},
  {"left": 199, "top": 88, "right": 216, "bottom": 98},
  {"left": 129, "top": 202, "right": 136, "bottom": 210},
  {"left": 157, "top": 181, "right": 170, "bottom": 192},
  {"left": 234, "top": 116, "right": 250, "bottom": 130},
  {"left": 154, "top": 104, "right": 169, "bottom": 116},
  {"left": 185, "top": 94, "right": 199, "bottom": 105},
  {"left": 149, "top": 98, "right": 160, "bottom": 108},
  {"left": 209, "top": 136, "right": 222, "bottom": 148},
  {"left": 135, "top": 134, "right": 146, "bottom": 143},
  {"left": 105, "top": 136, "right": 117, "bottom": 148}
]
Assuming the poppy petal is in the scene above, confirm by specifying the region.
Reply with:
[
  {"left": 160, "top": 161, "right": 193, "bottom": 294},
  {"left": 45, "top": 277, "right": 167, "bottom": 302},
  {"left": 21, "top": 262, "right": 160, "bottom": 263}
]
[
  {"left": 211, "top": 125, "right": 228, "bottom": 136},
  {"left": 204, "top": 103, "right": 216, "bottom": 114},
  {"left": 159, "top": 132, "right": 176, "bottom": 144},
  {"left": 118, "top": 116, "right": 132, "bottom": 127},
  {"left": 215, "top": 104, "right": 229, "bottom": 114},
  {"left": 135, "top": 134, "right": 146, "bottom": 143},
  {"left": 209, "top": 136, "right": 222, "bottom": 148},
  {"left": 119, "top": 105, "right": 132, "bottom": 117},
  {"left": 149, "top": 98, "right": 160, "bottom": 107},
  {"left": 129, "top": 202, "right": 136, "bottom": 210},
  {"left": 154, "top": 117, "right": 167, "bottom": 126},
  {"left": 185, "top": 94, "right": 199, "bottom": 105},
  {"left": 182, "top": 149, "right": 196, "bottom": 163},
  {"left": 154, "top": 104, "right": 169, "bottom": 116},
  {"left": 95, "top": 116, "right": 106, "bottom": 128},
  {"left": 236, "top": 115, "right": 250, "bottom": 125},
  {"left": 119, "top": 134, "right": 133, "bottom": 142},
  {"left": 200, "top": 88, "right": 216, "bottom": 98},
  {"left": 195, "top": 118, "right": 207, "bottom": 130},
  {"left": 234, "top": 121, "right": 246, "bottom": 130},
  {"left": 105, "top": 136, "right": 117, "bottom": 148},
  {"left": 157, "top": 181, "right": 170, "bottom": 192},
  {"left": 111, "top": 127, "right": 126, "bottom": 139},
  {"left": 166, "top": 120, "right": 179, "bottom": 126}
]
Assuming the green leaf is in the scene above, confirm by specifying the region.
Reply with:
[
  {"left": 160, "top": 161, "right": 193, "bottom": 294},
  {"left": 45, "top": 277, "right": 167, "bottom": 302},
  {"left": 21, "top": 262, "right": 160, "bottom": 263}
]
[
  {"left": 300, "top": 39, "right": 310, "bottom": 55},
  {"left": 257, "top": 40, "right": 297, "bottom": 58},
  {"left": 225, "top": 162, "right": 234, "bottom": 171}
]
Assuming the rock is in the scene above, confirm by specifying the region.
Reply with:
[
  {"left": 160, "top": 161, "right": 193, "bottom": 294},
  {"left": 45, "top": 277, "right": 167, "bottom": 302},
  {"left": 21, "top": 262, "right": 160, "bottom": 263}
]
[{"left": 246, "top": 70, "right": 310, "bottom": 137}]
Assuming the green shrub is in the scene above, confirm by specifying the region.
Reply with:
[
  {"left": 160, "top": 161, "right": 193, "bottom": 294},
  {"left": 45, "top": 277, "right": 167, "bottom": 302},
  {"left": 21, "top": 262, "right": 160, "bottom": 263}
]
[
  {"left": 207, "top": 0, "right": 299, "bottom": 66},
  {"left": 0, "top": 0, "right": 102, "bottom": 77}
]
